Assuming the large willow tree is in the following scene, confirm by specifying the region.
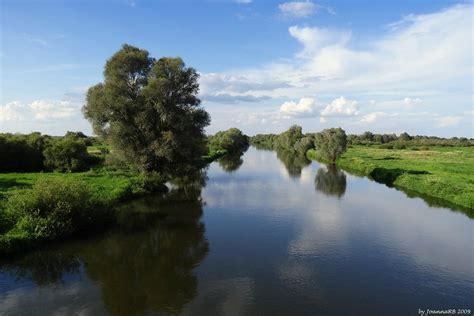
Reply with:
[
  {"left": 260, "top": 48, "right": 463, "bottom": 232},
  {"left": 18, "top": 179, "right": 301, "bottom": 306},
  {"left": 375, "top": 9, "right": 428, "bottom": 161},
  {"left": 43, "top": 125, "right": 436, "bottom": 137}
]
[{"left": 83, "top": 44, "right": 210, "bottom": 177}]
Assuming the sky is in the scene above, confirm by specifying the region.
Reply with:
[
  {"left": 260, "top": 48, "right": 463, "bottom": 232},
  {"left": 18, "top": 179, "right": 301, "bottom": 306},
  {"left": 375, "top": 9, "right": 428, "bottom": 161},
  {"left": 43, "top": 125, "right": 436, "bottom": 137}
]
[{"left": 0, "top": 0, "right": 472, "bottom": 137}]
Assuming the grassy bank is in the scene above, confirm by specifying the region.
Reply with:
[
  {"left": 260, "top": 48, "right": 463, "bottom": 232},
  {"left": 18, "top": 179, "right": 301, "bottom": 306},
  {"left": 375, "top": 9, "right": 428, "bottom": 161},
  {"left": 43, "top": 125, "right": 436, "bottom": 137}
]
[
  {"left": 0, "top": 150, "right": 229, "bottom": 256},
  {"left": 307, "top": 146, "right": 474, "bottom": 211}
]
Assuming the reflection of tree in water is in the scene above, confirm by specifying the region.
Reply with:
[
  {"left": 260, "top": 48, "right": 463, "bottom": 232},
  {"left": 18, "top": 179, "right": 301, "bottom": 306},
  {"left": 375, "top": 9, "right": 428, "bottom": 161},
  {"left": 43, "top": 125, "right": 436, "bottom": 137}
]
[
  {"left": 0, "top": 170, "right": 209, "bottom": 316},
  {"left": 218, "top": 154, "right": 244, "bottom": 173},
  {"left": 314, "top": 165, "right": 347, "bottom": 198},
  {"left": 276, "top": 149, "right": 311, "bottom": 178}
]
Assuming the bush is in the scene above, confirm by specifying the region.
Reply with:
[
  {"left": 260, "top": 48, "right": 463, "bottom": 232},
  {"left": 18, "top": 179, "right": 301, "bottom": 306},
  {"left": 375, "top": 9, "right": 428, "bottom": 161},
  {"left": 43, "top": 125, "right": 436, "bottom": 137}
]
[
  {"left": 393, "top": 142, "right": 407, "bottom": 150},
  {"left": 4, "top": 178, "right": 111, "bottom": 241},
  {"left": 0, "top": 133, "right": 47, "bottom": 172},
  {"left": 43, "top": 137, "right": 94, "bottom": 172}
]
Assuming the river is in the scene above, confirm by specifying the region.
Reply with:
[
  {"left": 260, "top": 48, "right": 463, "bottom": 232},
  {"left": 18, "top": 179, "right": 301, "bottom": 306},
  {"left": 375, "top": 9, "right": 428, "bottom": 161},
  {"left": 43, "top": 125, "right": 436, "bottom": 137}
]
[{"left": 0, "top": 147, "right": 472, "bottom": 315}]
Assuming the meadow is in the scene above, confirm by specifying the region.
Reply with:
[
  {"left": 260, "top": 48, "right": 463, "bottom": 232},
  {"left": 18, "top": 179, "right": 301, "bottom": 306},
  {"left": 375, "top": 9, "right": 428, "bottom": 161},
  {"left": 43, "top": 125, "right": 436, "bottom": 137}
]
[{"left": 307, "top": 146, "right": 474, "bottom": 212}]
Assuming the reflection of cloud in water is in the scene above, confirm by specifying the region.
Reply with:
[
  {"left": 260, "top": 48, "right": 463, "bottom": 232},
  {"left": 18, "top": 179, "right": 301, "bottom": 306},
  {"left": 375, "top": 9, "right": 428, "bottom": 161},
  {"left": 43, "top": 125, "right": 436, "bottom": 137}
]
[
  {"left": 182, "top": 277, "right": 255, "bottom": 316},
  {"left": 0, "top": 281, "right": 106, "bottom": 315},
  {"left": 288, "top": 198, "right": 348, "bottom": 257},
  {"left": 207, "top": 147, "right": 473, "bottom": 282}
]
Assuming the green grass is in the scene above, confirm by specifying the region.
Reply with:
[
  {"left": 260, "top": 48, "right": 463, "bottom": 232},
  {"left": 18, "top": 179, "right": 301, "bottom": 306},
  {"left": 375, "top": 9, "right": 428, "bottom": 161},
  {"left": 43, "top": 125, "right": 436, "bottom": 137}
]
[
  {"left": 307, "top": 146, "right": 474, "bottom": 211},
  {"left": 0, "top": 170, "right": 139, "bottom": 204}
]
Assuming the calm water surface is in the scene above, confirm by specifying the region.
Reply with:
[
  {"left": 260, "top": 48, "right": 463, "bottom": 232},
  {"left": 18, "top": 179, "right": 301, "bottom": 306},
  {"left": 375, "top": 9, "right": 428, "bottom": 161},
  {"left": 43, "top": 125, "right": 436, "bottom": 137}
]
[{"left": 1, "top": 147, "right": 473, "bottom": 315}]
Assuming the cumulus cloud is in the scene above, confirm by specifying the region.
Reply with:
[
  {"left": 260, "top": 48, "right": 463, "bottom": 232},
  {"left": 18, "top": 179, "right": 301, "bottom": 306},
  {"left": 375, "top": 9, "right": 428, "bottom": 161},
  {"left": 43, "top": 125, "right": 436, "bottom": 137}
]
[
  {"left": 30, "top": 100, "right": 77, "bottom": 120},
  {"left": 279, "top": 97, "right": 318, "bottom": 117},
  {"left": 200, "top": 4, "right": 472, "bottom": 108},
  {"left": 0, "top": 101, "right": 25, "bottom": 121},
  {"left": 279, "top": 1, "right": 317, "bottom": 18},
  {"left": 320, "top": 96, "right": 358, "bottom": 117},
  {"left": 1, "top": 96, "right": 83, "bottom": 125},
  {"left": 361, "top": 111, "right": 386, "bottom": 123},
  {"left": 199, "top": 3, "right": 472, "bottom": 136},
  {"left": 288, "top": 26, "right": 350, "bottom": 56}
]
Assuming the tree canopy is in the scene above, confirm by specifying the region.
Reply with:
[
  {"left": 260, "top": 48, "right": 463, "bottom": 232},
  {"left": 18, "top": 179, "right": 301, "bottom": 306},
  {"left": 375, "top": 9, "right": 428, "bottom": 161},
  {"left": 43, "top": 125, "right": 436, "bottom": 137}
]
[
  {"left": 314, "top": 128, "right": 348, "bottom": 163},
  {"left": 208, "top": 128, "right": 249, "bottom": 155},
  {"left": 83, "top": 44, "right": 210, "bottom": 177}
]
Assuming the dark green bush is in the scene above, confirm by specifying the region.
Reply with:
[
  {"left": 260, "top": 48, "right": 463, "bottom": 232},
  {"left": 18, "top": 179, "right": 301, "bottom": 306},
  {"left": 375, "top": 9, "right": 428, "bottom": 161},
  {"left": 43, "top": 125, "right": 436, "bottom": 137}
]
[
  {"left": 4, "top": 178, "right": 111, "bottom": 241},
  {"left": 0, "top": 133, "right": 48, "bottom": 172},
  {"left": 43, "top": 137, "right": 95, "bottom": 172}
]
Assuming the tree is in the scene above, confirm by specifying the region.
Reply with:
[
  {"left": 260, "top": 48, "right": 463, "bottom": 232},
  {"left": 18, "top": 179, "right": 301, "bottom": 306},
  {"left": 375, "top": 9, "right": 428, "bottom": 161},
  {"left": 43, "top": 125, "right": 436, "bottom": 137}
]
[
  {"left": 314, "top": 127, "right": 348, "bottom": 163},
  {"left": 208, "top": 128, "right": 249, "bottom": 154},
  {"left": 274, "top": 125, "right": 303, "bottom": 150},
  {"left": 399, "top": 132, "right": 412, "bottom": 141},
  {"left": 43, "top": 137, "right": 92, "bottom": 172},
  {"left": 83, "top": 44, "right": 210, "bottom": 177}
]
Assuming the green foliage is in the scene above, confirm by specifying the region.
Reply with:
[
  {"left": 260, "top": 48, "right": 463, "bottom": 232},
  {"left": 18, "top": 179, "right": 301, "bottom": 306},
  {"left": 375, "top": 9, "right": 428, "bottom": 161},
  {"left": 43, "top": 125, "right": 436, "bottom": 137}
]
[
  {"left": 208, "top": 128, "right": 249, "bottom": 154},
  {"left": 43, "top": 137, "right": 95, "bottom": 172},
  {"left": 314, "top": 128, "right": 348, "bottom": 163},
  {"left": 0, "top": 132, "right": 48, "bottom": 172},
  {"left": 274, "top": 125, "right": 303, "bottom": 150},
  {"left": 250, "top": 127, "right": 314, "bottom": 154},
  {"left": 83, "top": 44, "right": 210, "bottom": 177},
  {"left": 4, "top": 178, "right": 112, "bottom": 242},
  {"left": 307, "top": 146, "right": 474, "bottom": 211},
  {"left": 348, "top": 131, "right": 472, "bottom": 147},
  {"left": 250, "top": 133, "right": 278, "bottom": 149},
  {"left": 294, "top": 136, "right": 315, "bottom": 154}
]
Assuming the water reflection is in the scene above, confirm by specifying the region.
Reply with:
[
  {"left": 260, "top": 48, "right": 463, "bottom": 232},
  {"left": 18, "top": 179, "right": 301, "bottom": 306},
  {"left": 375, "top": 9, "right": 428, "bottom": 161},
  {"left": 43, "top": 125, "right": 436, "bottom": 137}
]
[
  {"left": 276, "top": 149, "right": 311, "bottom": 178},
  {"left": 218, "top": 154, "right": 244, "bottom": 173},
  {"left": 314, "top": 164, "right": 347, "bottom": 198},
  {"left": 0, "top": 173, "right": 209, "bottom": 316}
]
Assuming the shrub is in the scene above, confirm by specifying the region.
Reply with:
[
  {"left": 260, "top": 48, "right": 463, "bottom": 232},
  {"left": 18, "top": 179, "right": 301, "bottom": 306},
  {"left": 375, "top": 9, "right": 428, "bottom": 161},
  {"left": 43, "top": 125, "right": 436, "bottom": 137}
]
[
  {"left": 43, "top": 137, "right": 94, "bottom": 172},
  {"left": 393, "top": 142, "right": 406, "bottom": 150},
  {"left": 4, "top": 178, "right": 110, "bottom": 241},
  {"left": 0, "top": 133, "right": 47, "bottom": 172}
]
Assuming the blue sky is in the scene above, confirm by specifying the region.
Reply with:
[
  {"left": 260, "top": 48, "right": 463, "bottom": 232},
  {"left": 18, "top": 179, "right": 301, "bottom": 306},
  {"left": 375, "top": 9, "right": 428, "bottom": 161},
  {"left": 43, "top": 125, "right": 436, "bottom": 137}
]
[{"left": 0, "top": 0, "right": 472, "bottom": 137}]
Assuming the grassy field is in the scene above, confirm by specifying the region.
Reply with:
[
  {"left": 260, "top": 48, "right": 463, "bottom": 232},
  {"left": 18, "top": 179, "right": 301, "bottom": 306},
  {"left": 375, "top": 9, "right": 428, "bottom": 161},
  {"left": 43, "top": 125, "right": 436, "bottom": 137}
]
[
  {"left": 307, "top": 146, "right": 474, "bottom": 212},
  {"left": 0, "top": 170, "right": 140, "bottom": 204}
]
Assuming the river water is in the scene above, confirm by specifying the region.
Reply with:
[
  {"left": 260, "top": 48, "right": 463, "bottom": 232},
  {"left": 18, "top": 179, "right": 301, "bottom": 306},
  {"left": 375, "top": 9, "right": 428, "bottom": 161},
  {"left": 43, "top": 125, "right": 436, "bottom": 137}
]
[{"left": 0, "top": 147, "right": 472, "bottom": 315}]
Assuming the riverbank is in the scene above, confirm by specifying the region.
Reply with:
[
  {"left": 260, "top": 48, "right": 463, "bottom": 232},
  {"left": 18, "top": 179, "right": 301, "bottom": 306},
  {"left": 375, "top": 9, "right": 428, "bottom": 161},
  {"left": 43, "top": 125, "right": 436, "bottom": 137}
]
[
  {"left": 307, "top": 146, "right": 474, "bottom": 211},
  {"left": 0, "top": 152, "right": 227, "bottom": 256}
]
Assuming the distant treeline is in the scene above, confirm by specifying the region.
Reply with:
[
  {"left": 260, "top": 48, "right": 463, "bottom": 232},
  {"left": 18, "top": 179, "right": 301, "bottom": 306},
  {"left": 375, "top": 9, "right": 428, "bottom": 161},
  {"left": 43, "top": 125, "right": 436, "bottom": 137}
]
[
  {"left": 0, "top": 132, "right": 101, "bottom": 172},
  {"left": 251, "top": 129, "right": 473, "bottom": 151},
  {"left": 251, "top": 125, "right": 314, "bottom": 155}
]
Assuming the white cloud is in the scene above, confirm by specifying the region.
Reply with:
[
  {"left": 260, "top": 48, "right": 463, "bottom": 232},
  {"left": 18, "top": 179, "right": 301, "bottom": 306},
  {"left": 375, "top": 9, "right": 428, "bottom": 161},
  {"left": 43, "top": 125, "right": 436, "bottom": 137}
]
[
  {"left": 320, "top": 96, "right": 359, "bottom": 117},
  {"left": 288, "top": 26, "right": 350, "bottom": 56},
  {"left": 0, "top": 101, "right": 25, "bottom": 121},
  {"left": 279, "top": 97, "right": 318, "bottom": 117},
  {"left": 361, "top": 111, "right": 386, "bottom": 123},
  {"left": 30, "top": 100, "right": 77, "bottom": 120},
  {"left": 0, "top": 96, "right": 83, "bottom": 128},
  {"left": 198, "top": 4, "right": 472, "bottom": 136},
  {"left": 279, "top": 1, "right": 317, "bottom": 18},
  {"left": 403, "top": 97, "right": 422, "bottom": 106},
  {"left": 437, "top": 116, "right": 461, "bottom": 127}
]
